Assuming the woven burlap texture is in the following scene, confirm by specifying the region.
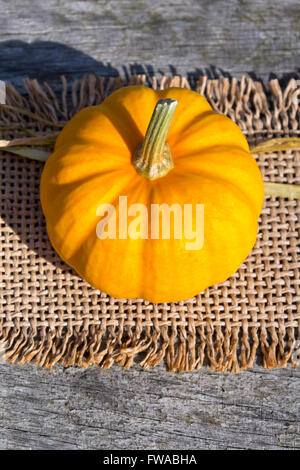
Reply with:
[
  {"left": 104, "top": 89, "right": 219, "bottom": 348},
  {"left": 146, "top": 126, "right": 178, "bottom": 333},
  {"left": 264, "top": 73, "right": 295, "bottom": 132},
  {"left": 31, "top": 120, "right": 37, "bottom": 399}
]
[{"left": 0, "top": 75, "right": 299, "bottom": 373}]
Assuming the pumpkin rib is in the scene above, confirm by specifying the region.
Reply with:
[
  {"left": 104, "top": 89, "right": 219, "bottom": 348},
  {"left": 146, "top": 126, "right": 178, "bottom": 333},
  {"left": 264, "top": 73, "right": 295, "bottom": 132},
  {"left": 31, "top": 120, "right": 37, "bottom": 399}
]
[
  {"left": 166, "top": 110, "right": 213, "bottom": 146},
  {"left": 54, "top": 135, "right": 131, "bottom": 157},
  {"left": 43, "top": 170, "right": 139, "bottom": 261},
  {"left": 140, "top": 179, "right": 209, "bottom": 301},
  {"left": 166, "top": 110, "right": 217, "bottom": 148},
  {"left": 54, "top": 106, "right": 96, "bottom": 150},
  {"left": 156, "top": 87, "right": 213, "bottom": 137},
  {"left": 205, "top": 184, "right": 258, "bottom": 267},
  {"left": 140, "top": 183, "right": 162, "bottom": 301},
  {"left": 42, "top": 168, "right": 137, "bottom": 210},
  {"left": 98, "top": 86, "right": 158, "bottom": 150},
  {"left": 68, "top": 177, "right": 147, "bottom": 275},
  {"left": 76, "top": 179, "right": 151, "bottom": 297},
  {"left": 172, "top": 154, "right": 263, "bottom": 218},
  {"left": 54, "top": 104, "right": 138, "bottom": 155},
  {"left": 53, "top": 140, "right": 131, "bottom": 162},
  {"left": 148, "top": 171, "right": 258, "bottom": 297},
  {"left": 43, "top": 142, "right": 132, "bottom": 186},
  {"left": 199, "top": 200, "right": 258, "bottom": 293},
  {"left": 171, "top": 168, "right": 261, "bottom": 220},
  {"left": 170, "top": 113, "right": 250, "bottom": 158},
  {"left": 99, "top": 103, "right": 145, "bottom": 155},
  {"left": 44, "top": 165, "right": 134, "bottom": 189},
  {"left": 172, "top": 144, "right": 252, "bottom": 162}
]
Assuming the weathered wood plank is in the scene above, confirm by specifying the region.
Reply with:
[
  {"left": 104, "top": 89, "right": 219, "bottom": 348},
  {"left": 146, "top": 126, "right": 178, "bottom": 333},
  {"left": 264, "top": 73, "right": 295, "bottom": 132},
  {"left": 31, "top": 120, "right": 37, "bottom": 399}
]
[
  {"left": 0, "top": 361, "right": 299, "bottom": 450},
  {"left": 0, "top": 0, "right": 299, "bottom": 91}
]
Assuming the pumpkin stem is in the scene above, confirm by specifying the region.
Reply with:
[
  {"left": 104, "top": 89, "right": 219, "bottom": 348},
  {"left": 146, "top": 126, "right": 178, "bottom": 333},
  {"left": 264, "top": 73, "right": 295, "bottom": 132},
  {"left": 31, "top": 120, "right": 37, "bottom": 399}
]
[
  {"left": 264, "top": 182, "right": 300, "bottom": 199},
  {"left": 133, "top": 98, "right": 178, "bottom": 180}
]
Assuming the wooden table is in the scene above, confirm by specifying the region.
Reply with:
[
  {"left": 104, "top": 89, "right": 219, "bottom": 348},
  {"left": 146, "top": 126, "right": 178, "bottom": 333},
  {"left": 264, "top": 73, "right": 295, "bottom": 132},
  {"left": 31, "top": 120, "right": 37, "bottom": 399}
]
[{"left": 0, "top": 0, "right": 299, "bottom": 450}]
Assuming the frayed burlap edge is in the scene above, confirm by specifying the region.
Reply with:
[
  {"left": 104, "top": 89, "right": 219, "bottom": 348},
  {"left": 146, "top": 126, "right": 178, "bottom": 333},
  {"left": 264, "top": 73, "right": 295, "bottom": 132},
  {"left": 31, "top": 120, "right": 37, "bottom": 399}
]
[{"left": 0, "top": 74, "right": 300, "bottom": 373}]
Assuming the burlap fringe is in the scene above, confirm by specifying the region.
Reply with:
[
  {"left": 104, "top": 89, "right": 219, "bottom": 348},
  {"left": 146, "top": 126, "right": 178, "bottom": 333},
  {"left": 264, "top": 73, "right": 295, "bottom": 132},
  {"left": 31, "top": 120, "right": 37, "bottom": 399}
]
[
  {"left": 0, "top": 74, "right": 299, "bottom": 373},
  {"left": 2, "top": 74, "right": 300, "bottom": 137},
  {"left": 0, "top": 314, "right": 299, "bottom": 372}
]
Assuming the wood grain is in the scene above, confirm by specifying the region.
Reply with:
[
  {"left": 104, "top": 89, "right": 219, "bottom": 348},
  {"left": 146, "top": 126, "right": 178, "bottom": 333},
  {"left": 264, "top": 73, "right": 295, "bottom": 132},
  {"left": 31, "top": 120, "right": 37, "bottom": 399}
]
[
  {"left": 0, "top": 0, "right": 299, "bottom": 91},
  {"left": 0, "top": 0, "right": 299, "bottom": 450},
  {"left": 0, "top": 361, "right": 299, "bottom": 450}
]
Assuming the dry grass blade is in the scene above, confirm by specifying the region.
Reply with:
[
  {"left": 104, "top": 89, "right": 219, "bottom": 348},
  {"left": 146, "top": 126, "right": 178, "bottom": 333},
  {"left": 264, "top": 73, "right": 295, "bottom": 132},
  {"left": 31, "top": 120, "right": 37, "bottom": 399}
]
[
  {"left": 251, "top": 137, "right": 300, "bottom": 154},
  {"left": 264, "top": 182, "right": 300, "bottom": 199},
  {"left": 0, "top": 132, "right": 59, "bottom": 148},
  {"left": 3, "top": 146, "right": 51, "bottom": 162},
  {"left": 0, "top": 103, "right": 65, "bottom": 128}
]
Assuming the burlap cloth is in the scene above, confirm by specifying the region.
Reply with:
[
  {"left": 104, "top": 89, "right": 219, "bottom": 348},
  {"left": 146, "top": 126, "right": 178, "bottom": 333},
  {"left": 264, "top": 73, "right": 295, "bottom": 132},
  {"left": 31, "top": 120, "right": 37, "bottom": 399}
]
[{"left": 0, "top": 74, "right": 299, "bottom": 373}]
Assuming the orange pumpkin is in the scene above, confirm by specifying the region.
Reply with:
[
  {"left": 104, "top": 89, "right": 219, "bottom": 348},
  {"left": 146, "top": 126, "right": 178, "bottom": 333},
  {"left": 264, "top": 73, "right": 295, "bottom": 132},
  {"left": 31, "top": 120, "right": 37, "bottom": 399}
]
[{"left": 40, "top": 85, "right": 264, "bottom": 302}]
